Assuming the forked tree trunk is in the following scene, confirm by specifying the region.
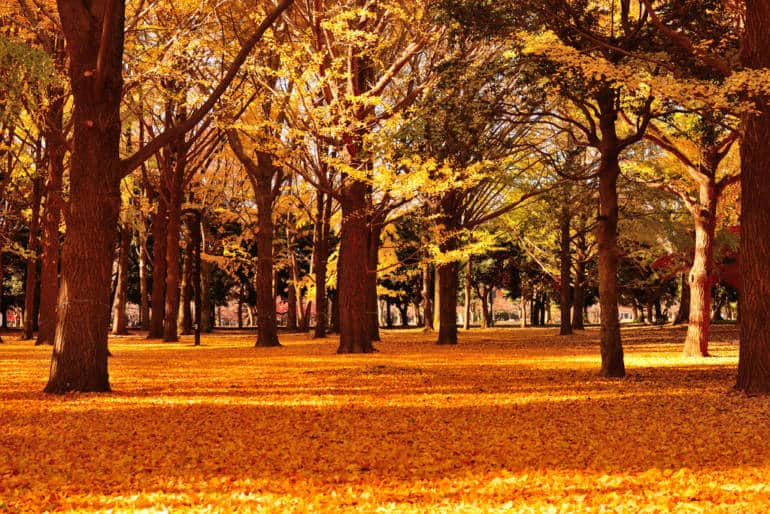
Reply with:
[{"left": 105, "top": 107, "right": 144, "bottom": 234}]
[
  {"left": 22, "top": 177, "right": 43, "bottom": 340},
  {"left": 437, "top": 261, "right": 459, "bottom": 345},
  {"left": 111, "top": 224, "right": 130, "bottom": 335},
  {"left": 736, "top": 5, "right": 770, "bottom": 393},
  {"left": 148, "top": 197, "right": 168, "bottom": 339},
  {"left": 559, "top": 199, "right": 572, "bottom": 336},
  {"left": 596, "top": 89, "right": 625, "bottom": 378},
  {"left": 337, "top": 179, "right": 374, "bottom": 353},
  {"left": 683, "top": 186, "right": 717, "bottom": 356},
  {"left": 45, "top": 0, "right": 125, "bottom": 393},
  {"left": 673, "top": 273, "right": 690, "bottom": 325}
]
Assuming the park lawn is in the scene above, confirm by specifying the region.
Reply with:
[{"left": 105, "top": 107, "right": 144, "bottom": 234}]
[{"left": 1, "top": 325, "right": 769, "bottom": 513}]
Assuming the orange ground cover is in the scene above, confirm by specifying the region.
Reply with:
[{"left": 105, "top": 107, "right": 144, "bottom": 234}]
[{"left": 1, "top": 325, "right": 768, "bottom": 512}]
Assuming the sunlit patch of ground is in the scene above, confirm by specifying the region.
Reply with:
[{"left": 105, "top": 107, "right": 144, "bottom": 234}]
[{"left": 2, "top": 324, "right": 769, "bottom": 512}]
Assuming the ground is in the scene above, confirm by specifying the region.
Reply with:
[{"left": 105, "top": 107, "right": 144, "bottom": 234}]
[{"left": 1, "top": 325, "right": 769, "bottom": 512}]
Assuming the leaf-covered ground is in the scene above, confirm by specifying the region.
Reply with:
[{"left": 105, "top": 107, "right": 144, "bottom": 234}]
[{"left": 1, "top": 324, "right": 768, "bottom": 512}]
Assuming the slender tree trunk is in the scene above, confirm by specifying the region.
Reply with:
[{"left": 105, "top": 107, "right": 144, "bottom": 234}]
[
  {"left": 421, "top": 261, "right": 433, "bottom": 332},
  {"left": 111, "top": 223, "right": 130, "bottom": 335},
  {"left": 200, "top": 260, "right": 213, "bottom": 332},
  {"left": 37, "top": 90, "right": 65, "bottom": 346},
  {"left": 480, "top": 287, "right": 490, "bottom": 329},
  {"left": 163, "top": 177, "right": 184, "bottom": 342},
  {"left": 287, "top": 277, "right": 298, "bottom": 331},
  {"left": 192, "top": 211, "right": 202, "bottom": 346},
  {"left": 437, "top": 261, "right": 458, "bottom": 345},
  {"left": 329, "top": 288, "right": 340, "bottom": 334},
  {"left": 519, "top": 294, "right": 526, "bottom": 328},
  {"left": 45, "top": 1, "right": 124, "bottom": 393},
  {"left": 22, "top": 177, "right": 43, "bottom": 340},
  {"left": 337, "top": 179, "right": 374, "bottom": 353},
  {"left": 148, "top": 197, "right": 168, "bottom": 338},
  {"left": 464, "top": 259, "right": 472, "bottom": 330},
  {"left": 179, "top": 232, "right": 193, "bottom": 335},
  {"left": 683, "top": 187, "right": 717, "bottom": 357},
  {"left": 138, "top": 227, "right": 150, "bottom": 330},
  {"left": 596, "top": 90, "right": 625, "bottom": 377},
  {"left": 559, "top": 199, "right": 572, "bottom": 335},
  {"left": 237, "top": 282, "right": 244, "bottom": 329},
  {"left": 312, "top": 191, "right": 331, "bottom": 338}
]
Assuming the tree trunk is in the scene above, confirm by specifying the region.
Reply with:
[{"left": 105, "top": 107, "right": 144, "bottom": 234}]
[
  {"left": 37, "top": 89, "right": 65, "bottom": 346},
  {"left": 287, "top": 277, "right": 298, "bottom": 331},
  {"left": 138, "top": 227, "right": 150, "bottom": 330},
  {"left": 22, "top": 176, "right": 43, "bottom": 340},
  {"left": 312, "top": 191, "right": 331, "bottom": 338},
  {"left": 111, "top": 223, "right": 131, "bottom": 335},
  {"left": 148, "top": 196, "right": 168, "bottom": 338},
  {"left": 329, "top": 288, "right": 340, "bottom": 334},
  {"left": 45, "top": 1, "right": 124, "bottom": 393},
  {"left": 464, "top": 259, "right": 472, "bottom": 330},
  {"left": 254, "top": 178, "right": 279, "bottom": 346},
  {"left": 421, "top": 261, "right": 433, "bottom": 332},
  {"left": 162, "top": 177, "right": 184, "bottom": 342},
  {"left": 367, "top": 224, "right": 382, "bottom": 342},
  {"left": 237, "top": 282, "right": 244, "bottom": 329},
  {"left": 596, "top": 89, "right": 625, "bottom": 378},
  {"left": 673, "top": 273, "right": 690, "bottom": 325},
  {"left": 519, "top": 294, "right": 526, "bottom": 328},
  {"left": 436, "top": 261, "right": 458, "bottom": 345},
  {"left": 559, "top": 199, "right": 572, "bottom": 335},
  {"left": 480, "top": 287, "right": 490, "bottom": 329},
  {"left": 572, "top": 249, "right": 586, "bottom": 330},
  {"left": 179, "top": 232, "right": 193, "bottom": 335},
  {"left": 736, "top": 1, "right": 770, "bottom": 392},
  {"left": 337, "top": 179, "right": 374, "bottom": 353},
  {"left": 200, "top": 260, "right": 213, "bottom": 332}
]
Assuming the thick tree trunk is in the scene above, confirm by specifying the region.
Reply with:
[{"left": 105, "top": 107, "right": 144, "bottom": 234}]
[
  {"left": 559, "top": 199, "right": 572, "bottom": 335},
  {"left": 337, "top": 179, "right": 374, "bottom": 353},
  {"left": 22, "top": 177, "right": 43, "bottom": 340},
  {"left": 111, "top": 224, "right": 131, "bottom": 335},
  {"left": 45, "top": 1, "right": 124, "bottom": 393},
  {"left": 436, "top": 261, "right": 458, "bottom": 345},
  {"left": 421, "top": 261, "right": 433, "bottom": 332},
  {"left": 673, "top": 273, "right": 690, "bottom": 325},
  {"left": 683, "top": 189, "right": 717, "bottom": 357},
  {"left": 596, "top": 90, "right": 625, "bottom": 378},
  {"left": 148, "top": 197, "right": 168, "bottom": 338},
  {"left": 255, "top": 183, "right": 279, "bottom": 346},
  {"left": 367, "top": 224, "right": 382, "bottom": 342}
]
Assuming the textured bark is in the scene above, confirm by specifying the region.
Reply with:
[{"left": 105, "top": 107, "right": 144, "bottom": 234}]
[
  {"left": 596, "top": 89, "right": 625, "bottom": 378},
  {"left": 45, "top": 0, "right": 124, "bottom": 393},
  {"left": 736, "top": 1, "right": 770, "bottom": 392},
  {"left": 22, "top": 176, "right": 43, "bottom": 340},
  {"left": 111, "top": 224, "right": 131, "bottom": 335},
  {"left": 254, "top": 184, "right": 279, "bottom": 344},
  {"left": 200, "top": 260, "right": 213, "bottom": 332},
  {"left": 179, "top": 233, "right": 193, "bottom": 335},
  {"left": 436, "top": 261, "right": 458, "bottom": 345},
  {"left": 37, "top": 87, "right": 65, "bottom": 346},
  {"left": 367, "top": 224, "right": 382, "bottom": 342},
  {"left": 683, "top": 184, "right": 717, "bottom": 356},
  {"left": 312, "top": 191, "right": 331, "bottom": 338},
  {"left": 572, "top": 238, "right": 586, "bottom": 330},
  {"left": 162, "top": 159, "right": 185, "bottom": 342},
  {"left": 337, "top": 179, "right": 374, "bottom": 353},
  {"left": 148, "top": 197, "right": 167, "bottom": 338},
  {"left": 464, "top": 259, "right": 472, "bottom": 330},
  {"left": 421, "top": 261, "right": 433, "bottom": 332},
  {"left": 559, "top": 199, "right": 572, "bottom": 336},
  {"left": 480, "top": 287, "right": 490, "bottom": 329}
]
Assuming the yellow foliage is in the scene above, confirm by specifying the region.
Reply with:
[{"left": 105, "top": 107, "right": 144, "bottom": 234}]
[{"left": 1, "top": 326, "right": 767, "bottom": 512}]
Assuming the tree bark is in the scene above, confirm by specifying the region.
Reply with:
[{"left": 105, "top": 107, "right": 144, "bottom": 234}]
[
  {"left": 312, "top": 190, "right": 331, "bottom": 338},
  {"left": 337, "top": 179, "right": 374, "bottom": 353},
  {"left": 519, "top": 294, "right": 526, "bottom": 328},
  {"left": 436, "top": 261, "right": 458, "bottom": 345},
  {"left": 148, "top": 196, "right": 167, "bottom": 338},
  {"left": 367, "top": 224, "right": 382, "bottom": 342},
  {"left": 683, "top": 185, "right": 717, "bottom": 356},
  {"left": 22, "top": 176, "right": 43, "bottom": 340},
  {"left": 559, "top": 198, "right": 573, "bottom": 335},
  {"left": 200, "top": 260, "right": 213, "bottom": 332},
  {"left": 138, "top": 221, "right": 150, "bottom": 330},
  {"left": 480, "top": 286, "right": 490, "bottom": 329},
  {"left": 45, "top": 0, "right": 124, "bottom": 393},
  {"left": 162, "top": 161, "right": 185, "bottom": 342},
  {"left": 421, "top": 261, "right": 433, "bottom": 332},
  {"left": 179, "top": 230, "right": 193, "bottom": 335},
  {"left": 596, "top": 89, "right": 625, "bottom": 378},
  {"left": 464, "top": 259, "right": 472, "bottom": 330},
  {"left": 111, "top": 223, "right": 130, "bottom": 335}
]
